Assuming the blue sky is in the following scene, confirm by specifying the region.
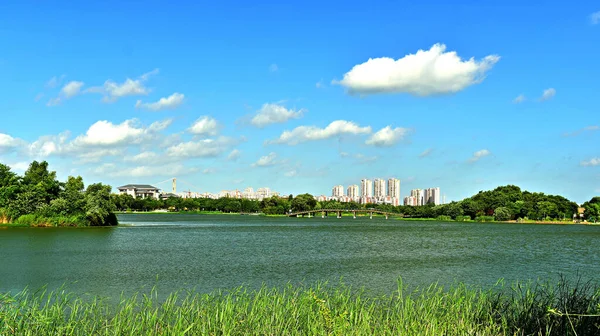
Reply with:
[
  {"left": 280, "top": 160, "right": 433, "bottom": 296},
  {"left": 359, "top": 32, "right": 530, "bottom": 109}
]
[{"left": 0, "top": 1, "right": 599, "bottom": 203}]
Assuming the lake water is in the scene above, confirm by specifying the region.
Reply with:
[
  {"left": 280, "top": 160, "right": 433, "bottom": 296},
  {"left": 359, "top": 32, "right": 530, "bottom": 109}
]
[{"left": 1, "top": 214, "right": 599, "bottom": 297}]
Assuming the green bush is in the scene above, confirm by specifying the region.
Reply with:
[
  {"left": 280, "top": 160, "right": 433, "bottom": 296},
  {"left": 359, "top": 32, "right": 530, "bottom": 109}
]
[
  {"left": 455, "top": 215, "right": 471, "bottom": 222},
  {"left": 475, "top": 216, "right": 495, "bottom": 222},
  {"left": 435, "top": 215, "right": 452, "bottom": 222}
]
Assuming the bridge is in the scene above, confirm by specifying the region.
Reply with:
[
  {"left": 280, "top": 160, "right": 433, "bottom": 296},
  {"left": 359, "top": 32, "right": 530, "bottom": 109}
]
[{"left": 287, "top": 209, "right": 403, "bottom": 219}]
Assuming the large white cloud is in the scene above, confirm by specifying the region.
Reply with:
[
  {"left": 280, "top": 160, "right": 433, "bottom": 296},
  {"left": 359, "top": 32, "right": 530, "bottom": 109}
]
[
  {"left": 0, "top": 133, "right": 25, "bottom": 153},
  {"left": 188, "top": 116, "right": 220, "bottom": 136},
  {"left": 267, "top": 120, "right": 372, "bottom": 145},
  {"left": 365, "top": 126, "right": 410, "bottom": 147},
  {"left": 72, "top": 119, "right": 170, "bottom": 147},
  {"left": 136, "top": 92, "right": 184, "bottom": 111},
  {"left": 591, "top": 11, "right": 600, "bottom": 25},
  {"left": 250, "top": 103, "right": 305, "bottom": 127},
  {"left": 334, "top": 43, "right": 500, "bottom": 96}
]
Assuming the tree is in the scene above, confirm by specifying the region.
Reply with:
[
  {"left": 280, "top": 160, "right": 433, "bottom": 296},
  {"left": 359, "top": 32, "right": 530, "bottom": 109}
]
[
  {"left": 84, "top": 183, "right": 117, "bottom": 226},
  {"left": 291, "top": 193, "right": 316, "bottom": 212},
  {"left": 494, "top": 207, "right": 512, "bottom": 221}
]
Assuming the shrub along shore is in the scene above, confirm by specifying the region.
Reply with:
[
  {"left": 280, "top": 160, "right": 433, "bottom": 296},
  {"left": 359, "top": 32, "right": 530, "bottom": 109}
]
[
  {"left": 0, "top": 161, "right": 117, "bottom": 227},
  {"left": 1, "top": 278, "right": 599, "bottom": 335}
]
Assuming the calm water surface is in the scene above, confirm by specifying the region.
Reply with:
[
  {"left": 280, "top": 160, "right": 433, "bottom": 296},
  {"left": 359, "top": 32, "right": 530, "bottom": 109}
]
[{"left": 1, "top": 214, "right": 599, "bottom": 297}]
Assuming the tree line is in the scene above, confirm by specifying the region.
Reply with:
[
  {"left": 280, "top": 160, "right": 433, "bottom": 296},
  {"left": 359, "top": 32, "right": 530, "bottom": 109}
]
[
  {"left": 114, "top": 185, "right": 595, "bottom": 222},
  {"left": 0, "top": 161, "right": 117, "bottom": 226}
]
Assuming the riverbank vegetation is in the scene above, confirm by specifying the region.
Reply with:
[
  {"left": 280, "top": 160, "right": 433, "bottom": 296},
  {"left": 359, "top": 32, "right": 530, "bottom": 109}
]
[
  {"left": 0, "top": 161, "right": 117, "bottom": 227},
  {"left": 1, "top": 278, "right": 599, "bottom": 335},
  {"left": 113, "top": 185, "right": 592, "bottom": 223}
]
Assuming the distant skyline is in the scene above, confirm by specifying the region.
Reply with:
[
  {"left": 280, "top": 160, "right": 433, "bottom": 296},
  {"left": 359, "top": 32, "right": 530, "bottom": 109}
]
[{"left": 0, "top": 1, "right": 599, "bottom": 204}]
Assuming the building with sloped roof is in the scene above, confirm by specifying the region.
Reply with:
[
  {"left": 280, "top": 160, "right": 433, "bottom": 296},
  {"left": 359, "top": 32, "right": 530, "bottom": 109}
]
[{"left": 117, "top": 184, "right": 160, "bottom": 199}]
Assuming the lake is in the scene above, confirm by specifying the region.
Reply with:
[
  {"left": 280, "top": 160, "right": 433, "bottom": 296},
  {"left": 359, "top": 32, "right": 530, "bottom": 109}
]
[{"left": 1, "top": 214, "right": 599, "bottom": 297}]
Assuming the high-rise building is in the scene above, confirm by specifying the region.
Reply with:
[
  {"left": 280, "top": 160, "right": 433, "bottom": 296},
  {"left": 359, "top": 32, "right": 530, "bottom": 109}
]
[
  {"left": 361, "top": 179, "right": 373, "bottom": 197},
  {"left": 424, "top": 187, "right": 441, "bottom": 205},
  {"left": 332, "top": 185, "right": 344, "bottom": 197},
  {"left": 347, "top": 185, "right": 359, "bottom": 199},
  {"left": 404, "top": 196, "right": 418, "bottom": 206},
  {"left": 374, "top": 178, "right": 386, "bottom": 199},
  {"left": 410, "top": 189, "right": 425, "bottom": 206},
  {"left": 388, "top": 178, "right": 400, "bottom": 199}
]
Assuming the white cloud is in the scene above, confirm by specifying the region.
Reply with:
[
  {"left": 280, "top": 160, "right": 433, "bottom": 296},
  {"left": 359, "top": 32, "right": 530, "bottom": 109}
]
[
  {"left": 45, "top": 76, "right": 61, "bottom": 89},
  {"left": 8, "top": 162, "right": 29, "bottom": 173},
  {"left": 581, "top": 158, "right": 600, "bottom": 167},
  {"left": 468, "top": 149, "right": 491, "bottom": 163},
  {"left": 0, "top": 133, "right": 24, "bottom": 152},
  {"left": 87, "top": 69, "right": 158, "bottom": 103},
  {"left": 124, "top": 151, "right": 159, "bottom": 163},
  {"left": 563, "top": 125, "right": 599, "bottom": 137},
  {"left": 47, "top": 80, "right": 85, "bottom": 106},
  {"left": 269, "top": 64, "right": 279, "bottom": 72},
  {"left": 513, "top": 94, "right": 526, "bottom": 104},
  {"left": 166, "top": 137, "right": 237, "bottom": 158},
  {"left": 135, "top": 92, "right": 184, "bottom": 111},
  {"left": 539, "top": 88, "right": 556, "bottom": 101},
  {"left": 419, "top": 148, "right": 433, "bottom": 158},
  {"left": 28, "top": 132, "right": 71, "bottom": 157},
  {"left": 250, "top": 103, "right": 305, "bottom": 128},
  {"left": 62, "top": 81, "right": 84, "bottom": 98},
  {"left": 268, "top": 120, "right": 372, "bottom": 145},
  {"left": 284, "top": 169, "right": 297, "bottom": 177},
  {"left": 365, "top": 126, "right": 410, "bottom": 147},
  {"left": 333, "top": 43, "right": 500, "bottom": 96},
  {"left": 591, "top": 11, "right": 600, "bottom": 24},
  {"left": 73, "top": 120, "right": 147, "bottom": 147},
  {"left": 76, "top": 148, "right": 124, "bottom": 163},
  {"left": 252, "top": 152, "right": 278, "bottom": 167},
  {"left": 93, "top": 162, "right": 198, "bottom": 178},
  {"left": 202, "top": 168, "right": 216, "bottom": 174},
  {"left": 188, "top": 116, "right": 220, "bottom": 136},
  {"left": 227, "top": 149, "right": 241, "bottom": 161}
]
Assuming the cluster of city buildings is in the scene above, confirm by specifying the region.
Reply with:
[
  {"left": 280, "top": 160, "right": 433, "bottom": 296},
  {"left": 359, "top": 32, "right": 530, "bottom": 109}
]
[
  {"left": 117, "top": 184, "right": 280, "bottom": 201},
  {"left": 314, "top": 178, "right": 441, "bottom": 206}
]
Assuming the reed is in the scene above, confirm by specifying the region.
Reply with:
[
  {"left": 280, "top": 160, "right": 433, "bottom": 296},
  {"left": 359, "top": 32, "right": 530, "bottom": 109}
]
[{"left": 1, "top": 278, "right": 599, "bottom": 335}]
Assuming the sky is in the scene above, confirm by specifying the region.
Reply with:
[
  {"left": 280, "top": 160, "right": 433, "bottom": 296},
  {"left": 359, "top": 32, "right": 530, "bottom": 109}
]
[{"left": 0, "top": 1, "right": 599, "bottom": 204}]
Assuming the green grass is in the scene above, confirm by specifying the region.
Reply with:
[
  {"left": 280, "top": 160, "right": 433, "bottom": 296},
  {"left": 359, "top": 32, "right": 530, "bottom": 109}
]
[{"left": 1, "top": 278, "right": 599, "bottom": 335}]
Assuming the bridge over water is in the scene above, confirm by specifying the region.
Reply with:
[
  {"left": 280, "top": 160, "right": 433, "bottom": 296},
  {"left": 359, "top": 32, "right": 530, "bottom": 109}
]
[{"left": 287, "top": 209, "right": 403, "bottom": 219}]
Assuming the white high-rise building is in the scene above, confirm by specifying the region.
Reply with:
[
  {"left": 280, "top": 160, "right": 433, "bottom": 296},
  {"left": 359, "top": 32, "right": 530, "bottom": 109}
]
[
  {"left": 332, "top": 185, "right": 344, "bottom": 197},
  {"left": 361, "top": 179, "right": 373, "bottom": 197},
  {"left": 425, "top": 187, "right": 441, "bottom": 205},
  {"left": 388, "top": 178, "right": 400, "bottom": 199},
  {"left": 243, "top": 187, "right": 255, "bottom": 199},
  {"left": 410, "top": 189, "right": 425, "bottom": 206},
  {"left": 374, "top": 178, "right": 386, "bottom": 199},
  {"left": 347, "top": 185, "right": 359, "bottom": 199}
]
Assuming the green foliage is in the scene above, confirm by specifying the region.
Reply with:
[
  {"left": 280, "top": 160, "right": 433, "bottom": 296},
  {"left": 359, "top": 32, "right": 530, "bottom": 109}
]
[
  {"left": 435, "top": 215, "right": 452, "bottom": 221},
  {"left": 2, "top": 278, "right": 599, "bottom": 335},
  {"left": 292, "top": 193, "right": 317, "bottom": 212},
  {"left": 475, "top": 216, "right": 495, "bottom": 222},
  {"left": 493, "top": 206, "right": 512, "bottom": 221},
  {"left": 455, "top": 215, "right": 471, "bottom": 222},
  {"left": 581, "top": 197, "right": 600, "bottom": 222},
  {"left": 0, "top": 160, "right": 117, "bottom": 227}
]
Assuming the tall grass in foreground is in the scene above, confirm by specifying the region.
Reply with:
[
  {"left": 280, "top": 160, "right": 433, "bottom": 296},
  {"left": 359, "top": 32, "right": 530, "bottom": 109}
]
[{"left": 1, "top": 279, "right": 599, "bottom": 335}]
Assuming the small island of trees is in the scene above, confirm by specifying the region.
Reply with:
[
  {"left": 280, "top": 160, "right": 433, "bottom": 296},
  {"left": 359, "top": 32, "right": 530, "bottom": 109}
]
[{"left": 0, "top": 161, "right": 117, "bottom": 227}]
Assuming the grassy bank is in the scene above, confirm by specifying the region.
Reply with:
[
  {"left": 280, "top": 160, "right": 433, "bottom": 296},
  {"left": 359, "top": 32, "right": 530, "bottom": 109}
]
[{"left": 1, "top": 279, "right": 599, "bottom": 335}]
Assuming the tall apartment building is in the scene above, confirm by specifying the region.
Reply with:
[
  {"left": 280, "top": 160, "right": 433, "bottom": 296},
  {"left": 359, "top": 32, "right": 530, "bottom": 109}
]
[
  {"left": 410, "top": 189, "right": 425, "bottom": 206},
  {"left": 425, "top": 187, "right": 441, "bottom": 205},
  {"left": 332, "top": 185, "right": 344, "bottom": 197},
  {"left": 374, "top": 178, "right": 386, "bottom": 199},
  {"left": 388, "top": 178, "right": 400, "bottom": 200},
  {"left": 404, "top": 196, "right": 418, "bottom": 206},
  {"left": 347, "top": 185, "right": 359, "bottom": 199},
  {"left": 361, "top": 179, "right": 373, "bottom": 197}
]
